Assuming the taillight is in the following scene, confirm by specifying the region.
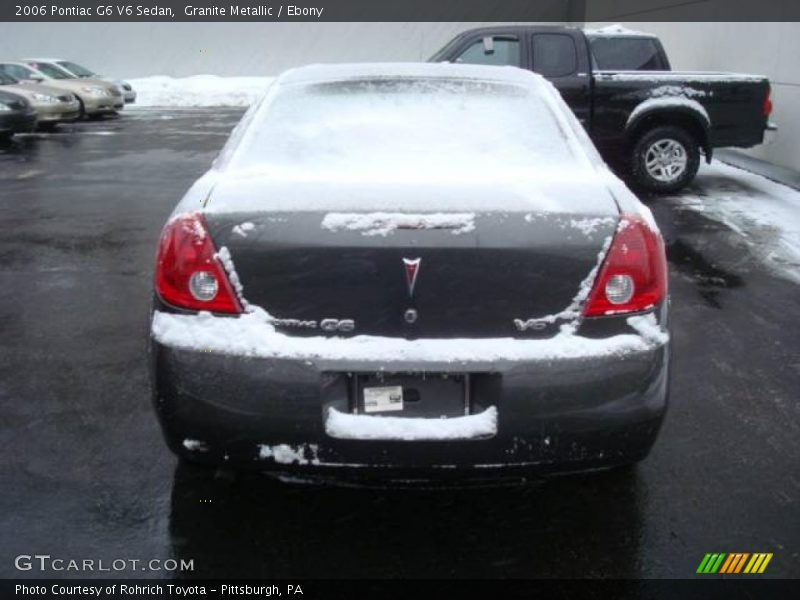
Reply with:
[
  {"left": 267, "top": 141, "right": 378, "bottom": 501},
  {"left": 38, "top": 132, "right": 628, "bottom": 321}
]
[
  {"left": 763, "top": 88, "right": 773, "bottom": 118},
  {"left": 154, "top": 213, "right": 242, "bottom": 314},
  {"left": 583, "top": 215, "right": 667, "bottom": 317}
]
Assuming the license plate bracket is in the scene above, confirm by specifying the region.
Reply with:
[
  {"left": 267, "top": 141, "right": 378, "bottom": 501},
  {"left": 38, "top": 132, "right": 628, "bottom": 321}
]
[{"left": 353, "top": 372, "right": 470, "bottom": 418}]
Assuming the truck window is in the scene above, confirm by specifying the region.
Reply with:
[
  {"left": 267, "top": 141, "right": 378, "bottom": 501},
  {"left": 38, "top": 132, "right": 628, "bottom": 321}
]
[
  {"left": 589, "top": 37, "right": 667, "bottom": 71},
  {"left": 453, "top": 36, "right": 520, "bottom": 67},
  {"left": 532, "top": 34, "right": 578, "bottom": 78}
]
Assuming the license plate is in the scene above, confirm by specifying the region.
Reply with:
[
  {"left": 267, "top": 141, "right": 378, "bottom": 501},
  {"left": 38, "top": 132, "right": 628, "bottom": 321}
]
[{"left": 363, "top": 386, "right": 404, "bottom": 413}]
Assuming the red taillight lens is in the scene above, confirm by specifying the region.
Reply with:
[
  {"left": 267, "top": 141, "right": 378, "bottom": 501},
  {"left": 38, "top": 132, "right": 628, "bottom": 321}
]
[
  {"left": 154, "top": 213, "right": 242, "bottom": 314},
  {"left": 583, "top": 216, "right": 667, "bottom": 317},
  {"left": 763, "top": 88, "right": 773, "bottom": 118}
]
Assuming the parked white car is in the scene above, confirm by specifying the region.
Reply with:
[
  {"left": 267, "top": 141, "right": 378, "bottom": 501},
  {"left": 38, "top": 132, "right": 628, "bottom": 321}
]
[
  {"left": 0, "top": 61, "right": 123, "bottom": 117},
  {"left": 24, "top": 58, "right": 136, "bottom": 104}
]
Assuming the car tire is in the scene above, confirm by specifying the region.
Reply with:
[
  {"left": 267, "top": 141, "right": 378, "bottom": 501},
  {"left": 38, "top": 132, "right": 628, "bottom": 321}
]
[
  {"left": 631, "top": 125, "right": 700, "bottom": 194},
  {"left": 75, "top": 96, "right": 86, "bottom": 120}
]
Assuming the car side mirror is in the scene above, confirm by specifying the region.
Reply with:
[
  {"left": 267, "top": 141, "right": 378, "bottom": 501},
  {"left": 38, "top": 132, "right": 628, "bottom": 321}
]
[
  {"left": 26, "top": 76, "right": 44, "bottom": 83},
  {"left": 482, "top": 36, "right": 495, "bottom": 55}
]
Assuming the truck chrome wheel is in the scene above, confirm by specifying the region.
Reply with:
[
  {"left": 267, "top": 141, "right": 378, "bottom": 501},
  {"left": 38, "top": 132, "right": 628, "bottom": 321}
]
[{"left": 644, "top": 139, "right": 688, "bottom": 183}]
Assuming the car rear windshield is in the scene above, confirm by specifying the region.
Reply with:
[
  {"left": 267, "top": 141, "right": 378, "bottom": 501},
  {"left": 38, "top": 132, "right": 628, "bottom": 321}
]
[
  {"left": 589, "top": 37, "right": 667, "bottom": 70},
  {"left": 58, "top": 61, "right": 94, "bottom": 77},
  {"left": 229, "top": 78, "right": 575, "bottom": 175}
]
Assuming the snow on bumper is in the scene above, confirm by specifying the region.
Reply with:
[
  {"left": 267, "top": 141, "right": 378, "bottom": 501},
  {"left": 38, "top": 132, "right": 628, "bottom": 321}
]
[
  {"left": 325, "top": 406, "right": 498, "bottom": 441},
  {"left": 150, "top": 309, "right": 668, "bottom": 370}
]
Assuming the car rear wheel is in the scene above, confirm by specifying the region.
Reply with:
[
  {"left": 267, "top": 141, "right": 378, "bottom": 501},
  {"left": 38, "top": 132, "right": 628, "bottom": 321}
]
[{"left": 631, "top": 125, "right": 700, "bottom": 193}]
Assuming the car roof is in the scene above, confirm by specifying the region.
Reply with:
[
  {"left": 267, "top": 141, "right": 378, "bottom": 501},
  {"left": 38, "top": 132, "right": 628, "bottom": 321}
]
[
  {"left": 278, "top": 62, "right": 545, "bottom": 87},
  {"left": 22, "top": 58, "right": 64, "bottom": 62}
]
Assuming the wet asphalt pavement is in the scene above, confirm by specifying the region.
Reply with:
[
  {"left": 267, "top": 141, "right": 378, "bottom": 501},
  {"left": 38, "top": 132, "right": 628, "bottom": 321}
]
[{"left": 0, "top": 109, "right": 798, "bottom": 579}]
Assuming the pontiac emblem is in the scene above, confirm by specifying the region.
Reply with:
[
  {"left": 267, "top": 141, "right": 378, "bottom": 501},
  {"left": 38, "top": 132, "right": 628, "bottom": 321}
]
[{"left": 402, "top": 258, "right": 421, "bottom": 297}]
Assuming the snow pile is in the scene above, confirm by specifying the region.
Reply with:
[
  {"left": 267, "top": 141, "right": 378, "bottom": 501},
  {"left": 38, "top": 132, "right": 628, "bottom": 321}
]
[
  {"left": 667, "top": 160, "right": 800, "bottom": 283},
  {"left": 127, "top": 75, "right": 273, "bottom": 107},
  {"left": 321, "top": 212, "right": 476, "bottom": 237},
  {"left": 151, "top": 308, "right": 668, "bottom": 365},
  {"left": 325, "top": 406, "right": 498, "bottom": 441}
]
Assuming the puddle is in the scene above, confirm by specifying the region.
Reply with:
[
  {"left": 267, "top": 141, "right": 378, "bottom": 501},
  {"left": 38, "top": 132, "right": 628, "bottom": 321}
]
[{"left": 667, "top": 238, "right": 744, "bottom": 309}]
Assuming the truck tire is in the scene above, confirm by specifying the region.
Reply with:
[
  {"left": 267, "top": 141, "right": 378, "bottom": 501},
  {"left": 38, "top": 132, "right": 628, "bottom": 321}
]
[{"left": 631, "top": 125, "right": 700, "bottom": 193}]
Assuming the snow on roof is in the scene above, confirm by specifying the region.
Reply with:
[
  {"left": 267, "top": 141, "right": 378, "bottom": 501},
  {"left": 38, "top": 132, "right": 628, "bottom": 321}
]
[
  {"left": 277, "top": 62, "right": 545, "bottom": 87},
  {"left": 584, "top": 23, "right": 656, "bottom": 37}
]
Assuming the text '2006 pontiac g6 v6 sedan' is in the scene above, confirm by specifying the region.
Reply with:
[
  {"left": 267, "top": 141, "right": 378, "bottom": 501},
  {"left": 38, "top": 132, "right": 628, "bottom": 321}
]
[{"left": 149, "top": 63, "right": 670, "bottom": 484}]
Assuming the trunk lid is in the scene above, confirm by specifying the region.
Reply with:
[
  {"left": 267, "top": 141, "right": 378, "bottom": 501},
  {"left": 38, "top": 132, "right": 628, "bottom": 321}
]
[{"left": 203, "top": 178, "right": 620, "bottom": 339}]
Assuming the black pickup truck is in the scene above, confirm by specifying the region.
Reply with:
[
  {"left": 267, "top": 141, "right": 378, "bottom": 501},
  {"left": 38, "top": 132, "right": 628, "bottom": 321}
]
[{"left": 431, "top": 25, "right": 774, "bottom": 192}]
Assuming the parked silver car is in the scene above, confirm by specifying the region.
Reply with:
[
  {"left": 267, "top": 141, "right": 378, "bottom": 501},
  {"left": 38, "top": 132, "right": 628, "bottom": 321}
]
[
  {"left": 23, "top": 58, "right": 136, "bottom": 104},
  {"left": 0, "top": 71, "right": 80, "bottom": 128},
  {"left": 0, "top": 61, "right": 123, "bottom": 117}
]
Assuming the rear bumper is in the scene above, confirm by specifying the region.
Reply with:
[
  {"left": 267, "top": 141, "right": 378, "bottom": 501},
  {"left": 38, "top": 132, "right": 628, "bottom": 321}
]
[
  {"left": 150, "top": 307, "right": 670, "bottom": 481},
  {"left": 0, "top": 109, "right": 37, "bottom": 135}
]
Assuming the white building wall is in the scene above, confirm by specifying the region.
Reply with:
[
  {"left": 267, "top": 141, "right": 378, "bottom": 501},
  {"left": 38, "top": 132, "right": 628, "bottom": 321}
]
[{"left": 0, "top": 22, "right": 537, "bottom": 77}]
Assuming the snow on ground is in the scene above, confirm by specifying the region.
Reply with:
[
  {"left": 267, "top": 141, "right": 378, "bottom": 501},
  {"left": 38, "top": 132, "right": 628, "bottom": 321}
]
[
  {"left": 127, "top": 75, "right": 273, "bottom": 107},
  {"left": 666, "top": 160, "right": 800, "bottom": 283}
]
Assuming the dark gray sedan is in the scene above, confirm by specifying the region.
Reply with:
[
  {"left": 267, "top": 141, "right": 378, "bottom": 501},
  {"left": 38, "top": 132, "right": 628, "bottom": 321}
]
[
  {"left": 0, "top": 88, "right": 36, "bottom": 140},
  {"left": 150, "top": 63, "right": 670, "bottom": 484}
]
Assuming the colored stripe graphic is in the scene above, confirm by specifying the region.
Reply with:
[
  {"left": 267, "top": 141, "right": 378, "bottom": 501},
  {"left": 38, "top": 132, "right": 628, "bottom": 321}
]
[
  {"left": 701, "top": 552, "right": 774, "bottom": 574},
  {"left": 719, "top": 554, "right": 736, "bottom": 573},
  {"left": 697, "top": 553, "right": 727, "bottom": 573},
  {"left": 759, "top": 554, "right": 773, "bottom": 573}
]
